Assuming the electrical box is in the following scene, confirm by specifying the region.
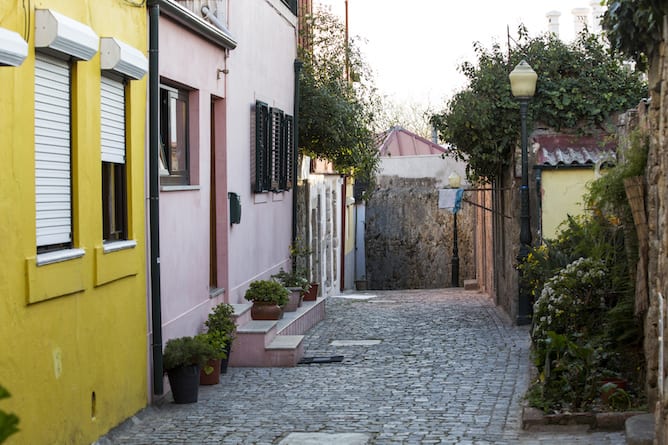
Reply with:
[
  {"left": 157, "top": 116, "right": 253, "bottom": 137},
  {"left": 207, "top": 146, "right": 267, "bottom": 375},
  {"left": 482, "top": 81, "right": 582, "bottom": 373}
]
[{"left": 228, "top": 192, "right": 241, "bottom": 224}]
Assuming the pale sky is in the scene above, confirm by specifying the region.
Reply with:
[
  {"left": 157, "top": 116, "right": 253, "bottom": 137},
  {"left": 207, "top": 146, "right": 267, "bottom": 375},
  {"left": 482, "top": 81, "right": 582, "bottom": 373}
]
[{"left": 317, "top": 0, "right": 605, "bottom": 108}]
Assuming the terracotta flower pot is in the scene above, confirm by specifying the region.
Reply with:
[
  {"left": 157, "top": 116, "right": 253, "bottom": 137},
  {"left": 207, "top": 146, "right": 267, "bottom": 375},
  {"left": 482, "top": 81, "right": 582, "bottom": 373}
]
[
  {"left": 250, "top": 301, "right": 283, "bottom": 320},
  {"left": 284, "top": 288, "right": 302, "bottom": 312},
  {"left": 199, "top": 358, "right": 221, "bottom": 385},
  {"left": 303, "top": 282, "right": 318, "bottom": 301}
]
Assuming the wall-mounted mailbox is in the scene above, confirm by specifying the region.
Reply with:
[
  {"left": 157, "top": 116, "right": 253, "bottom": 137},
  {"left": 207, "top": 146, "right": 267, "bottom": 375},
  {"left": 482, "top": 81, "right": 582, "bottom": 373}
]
[{"left": 228, "top": 192, "right": 241, "bottom": 224}]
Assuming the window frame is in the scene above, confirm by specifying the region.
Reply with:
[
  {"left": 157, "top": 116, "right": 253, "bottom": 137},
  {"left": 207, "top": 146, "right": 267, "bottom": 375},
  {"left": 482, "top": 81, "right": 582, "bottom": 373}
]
[{"left": 159, "top": 84, "right": 190, "bottom": 186}]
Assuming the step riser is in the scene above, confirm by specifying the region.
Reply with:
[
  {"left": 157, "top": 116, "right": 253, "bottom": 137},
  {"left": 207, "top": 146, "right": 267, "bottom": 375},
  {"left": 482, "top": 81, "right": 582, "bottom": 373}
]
[{"left": 229, "top": 297, "right": 326, "bottom": 367}]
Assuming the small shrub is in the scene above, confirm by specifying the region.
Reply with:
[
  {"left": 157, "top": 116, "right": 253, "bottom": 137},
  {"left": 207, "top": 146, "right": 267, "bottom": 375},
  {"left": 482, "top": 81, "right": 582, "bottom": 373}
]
[
  {"left": 163, "top": 336, "right": 216, "bottom": 371},
  {"left": 244, "top": 280, "right": 289, "bottom": 306}
]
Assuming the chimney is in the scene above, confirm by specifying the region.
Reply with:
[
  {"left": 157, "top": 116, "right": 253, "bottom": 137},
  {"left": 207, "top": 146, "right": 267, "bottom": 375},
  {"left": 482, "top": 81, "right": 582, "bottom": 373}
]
[
  {"left": 546, "top": 10, "right": 561, "bottom": 38},
  {"left": 572, "top": 7, "right": 590, "bottom": 37},
  {"left": 589, "top": 1, "right": 604, "bottom": 34}
]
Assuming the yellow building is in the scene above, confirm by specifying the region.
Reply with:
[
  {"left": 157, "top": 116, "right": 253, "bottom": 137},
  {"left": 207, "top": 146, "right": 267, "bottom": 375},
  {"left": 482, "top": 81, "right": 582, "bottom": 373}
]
[
  {"left": 534, "top": 133, "right": 616, "bottom": 240},
  {"left": 0, "top": 2, "right": 148, "bottom": 443}
]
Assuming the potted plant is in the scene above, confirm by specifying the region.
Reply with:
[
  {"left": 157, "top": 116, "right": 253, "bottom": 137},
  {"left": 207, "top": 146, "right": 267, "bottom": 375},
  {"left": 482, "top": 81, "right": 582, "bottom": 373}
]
[
  {"left": 163, "top": 335, "right": 215, "bottom": 403},
  {"left": 244, "top": 279, "right": 289, "bottom": 320},
  {"left": 271, "top": 268, "right": 309, "bottom": 311},
  {"left": 203, "top": 303, "right": 236, "bottom": 377},
  {"left": 289, "top": 240, "right": 319, "bottom": 301},
  {"left": 197, "top": 332, "right": 227, "bottom": 385}
]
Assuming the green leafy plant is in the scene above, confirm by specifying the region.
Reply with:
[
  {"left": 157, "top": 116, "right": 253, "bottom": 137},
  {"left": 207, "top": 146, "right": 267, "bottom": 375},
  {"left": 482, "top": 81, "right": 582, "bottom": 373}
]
[
  {"left": 272, "top": 268, "right": 310, "bottom": 293},
  {"left": 163, "top": 335, "right": 216, "bottom": 371},
  {"left": 299, "top": 6, "right": 380, "bottom": 189},
  {"left": 603, "top": 0, "right": 667, "bottom": 71},
  {"left": 431, "top": 28, "right": 646, "bottom": 182},
  {"left": 0, "top": 385, "right": 19, "bottom": 444},
  {"left": 205, "top": 303, "right": 236, "bottom": 345},
  {"left": 244, "top": 280, "right": 289, "bottom": 306}
]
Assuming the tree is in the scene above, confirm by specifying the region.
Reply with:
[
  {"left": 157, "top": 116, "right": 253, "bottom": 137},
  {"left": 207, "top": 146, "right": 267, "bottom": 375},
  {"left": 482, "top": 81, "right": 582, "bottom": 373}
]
[
  {"left": 603, "top": 0, "right": 667, "bottom": 71},
  {"left": 375, "top": 97, "right": 436, "bottom": 140},
  {"left": 298, "top": 6, "right": 380, "bottom": 185},
  {"left": 430, "top": 29, "right": 646, "bottom": 182}
]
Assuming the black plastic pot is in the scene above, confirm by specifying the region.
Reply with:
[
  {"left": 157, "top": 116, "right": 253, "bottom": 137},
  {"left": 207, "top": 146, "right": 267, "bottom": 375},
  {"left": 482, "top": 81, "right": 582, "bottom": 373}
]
[
  {"left": 167, "top": 364, "right": 200, "bottom": 404},
  {"left": 220, "top": 343, "right": 232, "bottom": 374}
]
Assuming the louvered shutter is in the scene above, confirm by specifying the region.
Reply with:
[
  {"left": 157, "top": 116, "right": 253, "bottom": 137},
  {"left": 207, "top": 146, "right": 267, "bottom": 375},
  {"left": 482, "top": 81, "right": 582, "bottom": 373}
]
[
  {"left": 270, "top": 108, "right": 283, "bottom": 191},
  {"left": 101, "top": 75, "right": 125, "bottom": 163},
  {"left": 282, "top": 114, "right": 294, "bottom": 190},
  {"left": 254, "top": 101, "right": 270, "bottom": 192},
  {"left": 35, "top": 53, "right": 71, "bottom": 247}
]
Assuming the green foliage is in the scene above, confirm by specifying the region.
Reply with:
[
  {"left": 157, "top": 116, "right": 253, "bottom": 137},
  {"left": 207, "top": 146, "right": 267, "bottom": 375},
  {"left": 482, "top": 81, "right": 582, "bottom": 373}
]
[
  {"left": 271, "top": 268, "right": 310, "bottom": 292},
  {"left": 431, "top": 29, "right": 646, "bottom": 181},
  {"left": 244, "top": 280, "right": 289, "bottom": 306},
  {"left": 204, "top": 303, "right": 236, "bottom": 359},
  {"left": 603, "top": 0, "right": 667, "bottom": 71},
  {"left": 0, "top": 385, "right": 19, "bottom": 444},
  {"left": 163, "top": 335, "right": 216, "bottom": 371},
  {"left": 586, "top": 129, "right": 649, "bottom": 224},
  {"left": 299, "top": 6, "right": 380, "bottom": 186}
]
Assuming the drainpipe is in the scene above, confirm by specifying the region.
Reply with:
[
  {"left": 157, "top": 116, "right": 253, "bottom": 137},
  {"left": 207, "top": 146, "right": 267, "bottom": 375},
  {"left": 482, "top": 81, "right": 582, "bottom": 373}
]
[
  {"left": 148, "top": 0, "right": 163, "bottom": 396},
  {"left": 291, "top": 59, "right": 302, "bottom": 271}
]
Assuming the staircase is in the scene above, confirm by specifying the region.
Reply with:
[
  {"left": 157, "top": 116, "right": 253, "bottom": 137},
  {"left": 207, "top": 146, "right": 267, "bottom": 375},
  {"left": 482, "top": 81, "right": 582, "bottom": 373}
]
[{"left": 228, "top": 296, "right": 327, "bottom": 367}]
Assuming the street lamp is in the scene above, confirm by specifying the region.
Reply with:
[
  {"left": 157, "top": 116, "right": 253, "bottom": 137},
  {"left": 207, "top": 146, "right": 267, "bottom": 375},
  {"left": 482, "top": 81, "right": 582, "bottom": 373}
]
[
  {"left": 448, "top": 172, "right": 462, "bottom": 287},
  {"left": 509, "top": 60, "right": 537, "bottom": 326}
]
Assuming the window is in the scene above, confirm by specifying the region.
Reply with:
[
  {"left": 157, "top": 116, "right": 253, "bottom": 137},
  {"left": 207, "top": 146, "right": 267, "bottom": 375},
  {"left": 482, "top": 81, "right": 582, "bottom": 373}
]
[
  {"left": 35, "top": 52, "right": 72, "bottom": 252},
  {"left": 254, "top": 101, "right": 294, "bottom": 193},
  {"left": 281, "top": 0, "right": 298, "bottom": 15},
  {"left": 101, "top": 74, "right": 128, "bottom": 242},
  {"left": 160, "top": 85, "right": 189, "bottom": 185}
]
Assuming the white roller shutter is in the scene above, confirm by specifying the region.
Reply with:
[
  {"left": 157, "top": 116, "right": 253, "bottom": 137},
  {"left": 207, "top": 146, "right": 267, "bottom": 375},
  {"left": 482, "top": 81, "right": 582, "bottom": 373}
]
[
  {"left": 101, "top": 75, "right": 125, "bottom": 163},
  {"left": 35, "top": 53, "right": 71, "bottom": 247}
]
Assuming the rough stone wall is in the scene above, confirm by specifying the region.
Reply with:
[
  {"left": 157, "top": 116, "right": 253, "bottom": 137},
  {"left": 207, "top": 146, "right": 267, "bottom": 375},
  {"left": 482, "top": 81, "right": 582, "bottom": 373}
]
[
  {"left": 647, "top": 34, "right": 668, "bottom": 444},
  {"left": 365, "top": 176, "right": 475, "bottom": 290}
]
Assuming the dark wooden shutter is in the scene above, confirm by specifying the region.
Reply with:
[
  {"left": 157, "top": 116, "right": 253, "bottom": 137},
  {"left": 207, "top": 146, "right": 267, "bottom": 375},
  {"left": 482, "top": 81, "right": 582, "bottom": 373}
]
[
  {"left": 281, "top": 114, "right": 294, "bottom": 190},
  {"left": 254, "top": 101, "right": 270, "bottom": 192},
  {"left": 269, "top": 107, "right": 283, "bottom": 191}
]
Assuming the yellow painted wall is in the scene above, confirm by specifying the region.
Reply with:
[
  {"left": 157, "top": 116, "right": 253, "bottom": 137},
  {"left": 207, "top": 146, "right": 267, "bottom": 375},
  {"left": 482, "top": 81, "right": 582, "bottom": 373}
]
[
  {"left": 541, "top": 168, "right": 595, "bottom": 239},
  {"left": 0, "top": 1, "right": 148, "bottom": 444}
]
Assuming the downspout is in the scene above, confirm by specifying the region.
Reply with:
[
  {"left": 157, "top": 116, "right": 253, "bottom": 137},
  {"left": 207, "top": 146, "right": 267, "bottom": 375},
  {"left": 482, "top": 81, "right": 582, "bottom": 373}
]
[
  {"left": 291, "top": 59, "right": 302, "bottom": 271},
  {"left": 148, "top": 0, "right": 163, "bottom": 396}
]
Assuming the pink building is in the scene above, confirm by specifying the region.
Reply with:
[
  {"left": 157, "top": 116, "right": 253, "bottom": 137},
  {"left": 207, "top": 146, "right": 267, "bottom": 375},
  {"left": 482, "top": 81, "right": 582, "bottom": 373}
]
[{"left": 146, "top": 0, "right": 300, "bottom": 399}]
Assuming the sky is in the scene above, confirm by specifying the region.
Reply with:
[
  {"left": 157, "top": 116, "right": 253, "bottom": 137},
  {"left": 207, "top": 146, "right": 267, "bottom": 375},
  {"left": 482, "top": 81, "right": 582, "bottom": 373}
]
[{"left": 316, "top": 0, "right": 605, "bottom": 108}]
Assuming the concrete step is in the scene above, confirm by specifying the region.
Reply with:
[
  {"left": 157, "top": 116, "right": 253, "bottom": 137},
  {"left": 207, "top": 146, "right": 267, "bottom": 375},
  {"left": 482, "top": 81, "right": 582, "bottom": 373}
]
[
  {"left": 625, "top": 413, "right": 654, "bottom": 445},
  {"left": 228, "top": 296, "right": 327, "bottom": 367}
]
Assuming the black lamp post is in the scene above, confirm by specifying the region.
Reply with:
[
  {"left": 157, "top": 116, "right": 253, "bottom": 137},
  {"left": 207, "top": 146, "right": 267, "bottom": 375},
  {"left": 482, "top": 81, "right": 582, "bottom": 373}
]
[
  {"left": 448, "top": 172, "right": 461, "bottom": 287},
  {"left": 509, "top": 60, "right": 537, "bottom": 326}
]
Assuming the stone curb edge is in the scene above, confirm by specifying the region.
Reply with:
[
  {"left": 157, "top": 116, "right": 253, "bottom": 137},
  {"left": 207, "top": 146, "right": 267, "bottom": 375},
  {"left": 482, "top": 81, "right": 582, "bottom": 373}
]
[{"left": 522, "top": 406, "right": 648, "bottom": 431}]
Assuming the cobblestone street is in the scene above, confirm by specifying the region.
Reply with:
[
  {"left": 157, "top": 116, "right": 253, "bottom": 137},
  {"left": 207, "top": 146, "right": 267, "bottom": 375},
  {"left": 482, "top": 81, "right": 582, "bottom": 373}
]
[{"left": 101, "top": 289, "right": 626, "bottom": 444}]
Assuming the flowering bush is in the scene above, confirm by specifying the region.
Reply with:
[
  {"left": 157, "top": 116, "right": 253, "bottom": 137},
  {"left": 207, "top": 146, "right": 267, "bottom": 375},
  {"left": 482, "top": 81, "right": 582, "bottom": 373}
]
[{"left": 532, "top": 257, "right": 609, "bottom": 353}]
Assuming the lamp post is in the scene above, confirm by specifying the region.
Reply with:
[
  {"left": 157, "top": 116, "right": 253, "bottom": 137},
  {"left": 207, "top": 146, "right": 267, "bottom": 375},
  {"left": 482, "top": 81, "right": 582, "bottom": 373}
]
[
  {"left": 448, "top": 172, "right": 461, "bottom": 287},
  {"left": 509, "top": 60, "right": 537, "bottom": 326}
]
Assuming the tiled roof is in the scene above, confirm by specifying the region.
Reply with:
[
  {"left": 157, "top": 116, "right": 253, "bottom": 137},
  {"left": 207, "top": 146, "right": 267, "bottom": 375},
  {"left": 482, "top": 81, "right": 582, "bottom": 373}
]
[
  {"left": 534, "top": 133, "right": 617, "bottom": 167},
  {"left": 377, "top": 126, "right": 448, "bottom": 157}
]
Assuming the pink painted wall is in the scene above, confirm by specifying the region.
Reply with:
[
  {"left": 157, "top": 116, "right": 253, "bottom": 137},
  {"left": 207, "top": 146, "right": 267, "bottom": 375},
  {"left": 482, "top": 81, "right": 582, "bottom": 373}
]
[
  {"left": 156, "top": 16, "right": 229, "bottom": 342},
  {"left": 224, "top": 0, "right": 298, "bottom": 302}
]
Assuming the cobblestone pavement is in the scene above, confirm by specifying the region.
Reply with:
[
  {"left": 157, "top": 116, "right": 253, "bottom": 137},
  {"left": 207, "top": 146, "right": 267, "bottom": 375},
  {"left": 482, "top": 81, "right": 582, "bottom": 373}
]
[{"left": 101, "top": 289, "right": 626, "bottom": 444}]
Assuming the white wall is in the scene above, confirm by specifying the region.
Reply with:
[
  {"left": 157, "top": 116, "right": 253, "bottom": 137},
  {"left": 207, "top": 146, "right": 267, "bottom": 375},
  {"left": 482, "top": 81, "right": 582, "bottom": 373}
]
[{"left": 379, "top": 154, "right": 468, "bottom": 188}]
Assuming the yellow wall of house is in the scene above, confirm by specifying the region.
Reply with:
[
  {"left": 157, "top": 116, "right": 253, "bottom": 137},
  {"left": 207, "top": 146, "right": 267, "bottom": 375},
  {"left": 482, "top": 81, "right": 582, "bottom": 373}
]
[
  {"left": 0, "top": 2, "right": 147, "bottom": 444},
  {"left": 541, "top": 169, "right": 595, "bottom": 239}
]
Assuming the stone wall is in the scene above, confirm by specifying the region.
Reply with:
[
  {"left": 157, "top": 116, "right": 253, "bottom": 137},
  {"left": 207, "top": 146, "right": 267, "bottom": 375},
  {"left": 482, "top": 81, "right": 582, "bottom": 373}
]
[
  {"left": 365, "top": 175, "right": 475, "bottom": 289},
  {"left": 647, "top": 33, "right": 668, "bottom": 444}
]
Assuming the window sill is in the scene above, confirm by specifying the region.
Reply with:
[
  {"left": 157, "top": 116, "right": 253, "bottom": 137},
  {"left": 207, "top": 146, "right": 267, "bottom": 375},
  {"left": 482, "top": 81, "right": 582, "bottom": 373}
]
[
  {"left": 209, "top": 287, "right": 225, "bottom": 299},
  {"left": 103, "top": 239, "right": 137, "bottom": 253},
  {"left": 160, "top": 185, "right": 200, "bottom": 192},
  {"left": 36, "top": 248, "right": 86, "bottom": 266}
]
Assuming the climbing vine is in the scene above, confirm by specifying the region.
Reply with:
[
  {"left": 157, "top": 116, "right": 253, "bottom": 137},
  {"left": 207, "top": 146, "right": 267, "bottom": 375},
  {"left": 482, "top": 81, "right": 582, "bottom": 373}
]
[{"left": 431, "top": 29, "right": 646, "bottom": 182}]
